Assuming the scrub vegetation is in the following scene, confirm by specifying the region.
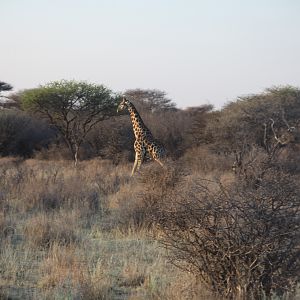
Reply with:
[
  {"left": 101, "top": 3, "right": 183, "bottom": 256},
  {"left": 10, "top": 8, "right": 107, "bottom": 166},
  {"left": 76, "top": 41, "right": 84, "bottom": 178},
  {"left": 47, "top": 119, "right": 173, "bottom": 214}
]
[{"left": 0, "top": 81, "right": 299, "bottom": 299}]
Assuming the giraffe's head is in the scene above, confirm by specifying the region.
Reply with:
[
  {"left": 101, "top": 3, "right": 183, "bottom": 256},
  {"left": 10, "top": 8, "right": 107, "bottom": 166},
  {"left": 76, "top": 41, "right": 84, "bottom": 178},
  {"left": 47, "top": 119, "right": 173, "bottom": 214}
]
[{"left": 117, "top": 97, "right": 130, "bottom": 112}]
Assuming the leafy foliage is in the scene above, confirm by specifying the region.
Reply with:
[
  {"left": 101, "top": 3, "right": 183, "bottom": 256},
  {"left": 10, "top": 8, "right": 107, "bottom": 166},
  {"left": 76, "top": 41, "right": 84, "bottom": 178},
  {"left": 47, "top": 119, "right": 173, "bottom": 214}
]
[
  {"left": 124, "top": 89, "right": 177, "bottom": 112},
  {"left": 21, "top": 80, "right": 120, "bottom": 164}
]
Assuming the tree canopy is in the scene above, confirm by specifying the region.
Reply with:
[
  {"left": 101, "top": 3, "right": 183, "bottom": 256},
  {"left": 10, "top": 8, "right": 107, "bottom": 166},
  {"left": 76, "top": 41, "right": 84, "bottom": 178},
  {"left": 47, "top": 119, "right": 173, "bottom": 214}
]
[
  {"left": 124, "top": 89, "right": 177, "bottom": 112},
  {"left": 202, "top": 86, "right": 300, "bottom": 153},
  {"left": 21, "top": 80, "right": 119, "bottom": 165}
]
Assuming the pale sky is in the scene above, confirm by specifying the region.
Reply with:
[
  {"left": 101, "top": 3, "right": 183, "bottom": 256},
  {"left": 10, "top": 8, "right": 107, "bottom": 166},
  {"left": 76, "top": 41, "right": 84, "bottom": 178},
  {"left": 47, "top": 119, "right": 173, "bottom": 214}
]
[{"left": 1, "top": 0, "right": 300, "bottom": 108}]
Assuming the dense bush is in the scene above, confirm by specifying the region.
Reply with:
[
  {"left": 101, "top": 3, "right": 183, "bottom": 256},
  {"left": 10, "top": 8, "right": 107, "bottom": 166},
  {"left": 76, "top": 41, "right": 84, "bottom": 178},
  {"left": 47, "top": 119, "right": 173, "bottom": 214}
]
[
  {"left": 86, "top": 116, "right": 134, "bottom": 163},
  {"left": 198, "top": 87, "right": 300, "bottom": 170},
  {"left": 155, "top": 171, "right": 300, "bottom": 299},
  {"left": 0, "top": 110, "right": 54, "bottom": 157}
]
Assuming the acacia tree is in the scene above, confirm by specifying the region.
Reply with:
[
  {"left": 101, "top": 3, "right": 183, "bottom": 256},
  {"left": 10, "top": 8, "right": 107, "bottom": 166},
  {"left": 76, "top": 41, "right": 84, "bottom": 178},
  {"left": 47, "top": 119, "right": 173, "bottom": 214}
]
[
  {"left": 21, "top": 80, "right": 119, "bottom": 165},
  {"left": 124, "top": 89, "right": 177, "bottom": 112}
]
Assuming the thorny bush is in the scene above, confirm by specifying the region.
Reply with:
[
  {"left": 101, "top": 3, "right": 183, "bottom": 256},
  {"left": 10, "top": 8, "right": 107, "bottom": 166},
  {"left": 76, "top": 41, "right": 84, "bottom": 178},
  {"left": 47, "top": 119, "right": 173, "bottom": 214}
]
[{"left": 155, "top": 171, "right": 300, "bottom": 299}]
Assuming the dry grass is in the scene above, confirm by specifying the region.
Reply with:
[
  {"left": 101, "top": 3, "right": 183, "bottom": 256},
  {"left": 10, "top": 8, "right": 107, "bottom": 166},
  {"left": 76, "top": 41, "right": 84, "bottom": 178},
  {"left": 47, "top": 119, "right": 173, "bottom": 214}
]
[
  {"left": 38, "top": 242, "right": 86, "bottom": 289},
  {"left": 107, "top": 161, "right": 183, "bottom": 231},
  {"left": 0, "top": 158, "right": 213, "bottom": 300},
  {"left": 180, "top": 146, "right": 233, "bottom": 175},
  {"left": 1, "top": 157, "right": 296, "bottom": 299},
  {"left": 23, "top": 211, "right": 81, "bottom": 249}
]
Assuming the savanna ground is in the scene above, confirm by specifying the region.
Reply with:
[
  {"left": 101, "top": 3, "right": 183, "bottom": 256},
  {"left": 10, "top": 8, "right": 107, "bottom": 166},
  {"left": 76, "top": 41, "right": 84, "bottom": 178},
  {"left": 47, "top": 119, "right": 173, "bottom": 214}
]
[
  {"left": 0, "top": 157, "right": 219, "bottom": 300},
  {"left": 1, "top": 86, "right": 300, "bottom": 299}
]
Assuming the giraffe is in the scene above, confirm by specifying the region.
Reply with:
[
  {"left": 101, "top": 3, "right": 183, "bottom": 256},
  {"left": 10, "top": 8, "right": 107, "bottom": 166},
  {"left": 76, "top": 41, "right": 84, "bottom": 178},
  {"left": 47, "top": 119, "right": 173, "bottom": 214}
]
[{"left": 117, "top": 97, "right": 165, "bottom": 176}]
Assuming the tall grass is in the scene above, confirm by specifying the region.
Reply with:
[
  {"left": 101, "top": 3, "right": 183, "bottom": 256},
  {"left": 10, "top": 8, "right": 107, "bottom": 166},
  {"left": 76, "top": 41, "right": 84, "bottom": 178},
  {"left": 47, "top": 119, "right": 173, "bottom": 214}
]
[{"left": 0, "top": 158, "right": 212, "bottom": 299}]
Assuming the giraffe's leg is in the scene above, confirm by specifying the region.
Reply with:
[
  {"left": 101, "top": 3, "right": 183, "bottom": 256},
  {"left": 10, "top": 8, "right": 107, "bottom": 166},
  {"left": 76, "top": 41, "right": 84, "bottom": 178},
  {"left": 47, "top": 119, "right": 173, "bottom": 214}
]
[
  {"left": 154, "top": 158, "right": 164, "bottom": 167},
  {"left": 131, "top": 145, "right": 145, "bottom": 176},
  {"left": 136, "top": 149, "right": 145, "bottom": 171},
  {"left": 149, "top": 145, "right": 165, "bottom": 168},
  {"left": 131, "top": 153, "right": 139, "bottom": 176}
]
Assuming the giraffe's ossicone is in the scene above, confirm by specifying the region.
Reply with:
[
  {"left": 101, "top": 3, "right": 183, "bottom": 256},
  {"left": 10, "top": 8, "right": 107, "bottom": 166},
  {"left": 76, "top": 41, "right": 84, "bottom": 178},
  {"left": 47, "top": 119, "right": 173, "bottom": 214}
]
[{"left": 117, "top": 97, "right": 165, "bottom": 176}]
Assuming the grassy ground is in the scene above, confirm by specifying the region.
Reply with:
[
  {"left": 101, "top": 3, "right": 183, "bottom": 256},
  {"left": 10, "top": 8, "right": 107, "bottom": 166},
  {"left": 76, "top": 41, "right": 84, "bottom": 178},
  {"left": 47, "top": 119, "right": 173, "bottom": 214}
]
[{"left": 0, "top": 158, "right": 213, "bottom": 300}]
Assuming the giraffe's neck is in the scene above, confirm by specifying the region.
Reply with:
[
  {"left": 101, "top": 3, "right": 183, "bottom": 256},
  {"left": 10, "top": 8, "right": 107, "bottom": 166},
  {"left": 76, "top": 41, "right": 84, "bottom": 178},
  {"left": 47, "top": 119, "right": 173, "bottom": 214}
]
[{"left": 126, "top": 102, "right": 150, "bottom": 139}]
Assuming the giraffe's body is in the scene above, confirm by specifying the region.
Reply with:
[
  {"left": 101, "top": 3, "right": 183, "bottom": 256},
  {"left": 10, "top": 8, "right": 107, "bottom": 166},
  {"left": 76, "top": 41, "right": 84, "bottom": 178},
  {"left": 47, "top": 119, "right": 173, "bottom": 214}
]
[{"left": 117, "top": 97, "right": 165, "bottom": 175}]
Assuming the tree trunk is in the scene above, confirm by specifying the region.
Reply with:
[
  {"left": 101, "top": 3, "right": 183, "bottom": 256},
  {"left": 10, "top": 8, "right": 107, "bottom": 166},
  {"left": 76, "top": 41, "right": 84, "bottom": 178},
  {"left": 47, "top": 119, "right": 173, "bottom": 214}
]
[
  {"left": 74, "top": 144, "right": 79, "bottom": 167},
  {"left": 67, "top": 140, "right": 79, "bottom": 167}
]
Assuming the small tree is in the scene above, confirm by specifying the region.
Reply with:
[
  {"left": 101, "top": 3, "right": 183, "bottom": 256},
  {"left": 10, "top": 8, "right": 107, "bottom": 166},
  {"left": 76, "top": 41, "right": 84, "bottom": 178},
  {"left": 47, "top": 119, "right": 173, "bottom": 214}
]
[{"left": 21, "top": 80, "right": 119, "bottom": 165}]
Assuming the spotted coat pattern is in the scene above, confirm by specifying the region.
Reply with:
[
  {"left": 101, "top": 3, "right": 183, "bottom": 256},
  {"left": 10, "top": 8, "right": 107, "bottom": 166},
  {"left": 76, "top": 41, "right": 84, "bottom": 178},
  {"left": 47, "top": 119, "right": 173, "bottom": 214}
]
[{"left": 117, "top": 97, "right": 165, "bottom": 176}]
